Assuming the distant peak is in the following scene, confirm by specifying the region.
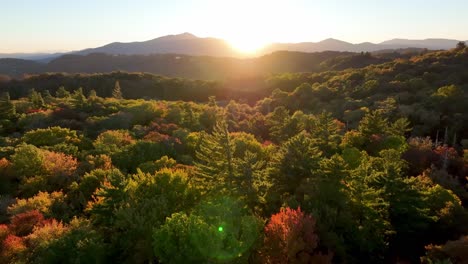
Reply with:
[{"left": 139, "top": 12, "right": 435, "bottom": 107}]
[
  {"left": 319, "top": 38, "right": 349, "bottom": 44},
  {"left": 154, "top": 32, "right": 198, "bottom": 41}
]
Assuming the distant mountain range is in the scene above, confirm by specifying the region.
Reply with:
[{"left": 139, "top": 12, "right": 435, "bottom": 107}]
[{"left": 1, "top": 33, "right": 467, "bottom": 60}]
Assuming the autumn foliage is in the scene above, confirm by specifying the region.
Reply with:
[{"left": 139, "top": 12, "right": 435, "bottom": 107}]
[
  {"left": 259, "top": 207, "right": 332, "bottom": 264},
  {"left": 9, "top": 210, "right": 45, "bottom": 236}
]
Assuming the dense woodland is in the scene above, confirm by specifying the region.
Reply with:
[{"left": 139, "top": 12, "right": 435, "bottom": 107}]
[
  {"left": 0, "top": 45, "right": 467, "bottom": 263},
  {"left": 0, "top": 49, "right": 425, "bottom": 80}
]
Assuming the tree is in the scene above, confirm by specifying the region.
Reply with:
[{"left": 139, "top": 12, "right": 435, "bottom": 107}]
[
  {"left": 22, "top": 126, "right": 80, "bottom": 147},
  {"left": 266, "top": 106, "right": 302, "bottom": 143},
  {"left": 88, "top": 168, "right": 198, "bottom": 263},
  {"left": 112, "top": 81, "right": 123, "bottom": 99},
  {"left": 268, "top": 131, "right": 322, "bottom": 204},
  {"left": 42, "top": 90, "right": 54, "bottom": 104},
  {"left": 27, "top": 218, "right": 108, "bottom": 264},
  {"left": 422, "top": 235, "right": 468, "bottom": 264},
  {"left": 0, "top": 92, "right": 16, "bottom": 119},
  {"left": 194, "top": 118, "right": 235, "bottom": 193},
  {"left": 93, "top": 130, "right": 135, "bottom": 154},
  {"left": 29, "top": 89, "right": 45, "bottom": 108},
  {"left": 358, "top": 110, "right": 388, "bottom": 138},
  {"left": 259, "top": 207, "right": 332, "bottom": 263},
  {"left": 7, "top": 191, "right": 65, "bottom": 219},
  {"left": 11, "top": 144, "right": 45, "bottom": 179},
  {"left": 153, "top": 197, "right": 262, "bottom": 264},
  {"left": 88, "top": 89, "right": 97, "bottom": 98},
  {"left": 55, "top": 86, "right": 70, "bottom": 98},
  {"left": 9, "top": 210, "right": 45, "bottom": 237},
  {"left": 307, "top": 112, "right": 343, "bottom": 156},
  {"left": 71, "top": 87, "right": 86, "bottom": 108},
  {"left": 455, "top": 41, "right": 466, "bottom": 50}
]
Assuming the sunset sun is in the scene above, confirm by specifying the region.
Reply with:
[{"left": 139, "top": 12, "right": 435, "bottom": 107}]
[{"left": 228, "top": 37, "right": 267, "bottom": 54}]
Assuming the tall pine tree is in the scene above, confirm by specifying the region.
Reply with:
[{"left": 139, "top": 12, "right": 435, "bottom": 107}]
[
  {"left": 112, "top": 81, "right": 123, "bottom": 99},
  {"left": 194, "top": 118, "right": 235, "bottom": 193},
  {"left": 0, "top": 92, "right": 16, "bottom": 119}
]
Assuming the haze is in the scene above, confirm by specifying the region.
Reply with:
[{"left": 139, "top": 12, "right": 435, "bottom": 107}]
[{"left": 1, "top": 0, "right": 468, "bottom": 53}]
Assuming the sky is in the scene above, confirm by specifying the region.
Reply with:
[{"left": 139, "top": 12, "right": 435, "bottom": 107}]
[{"left": 1, "top": 0, "right": 467, "bottom": 53}]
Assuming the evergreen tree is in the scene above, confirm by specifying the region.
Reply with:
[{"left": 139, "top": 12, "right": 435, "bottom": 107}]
[
  {"left": 308, "top": 111, "right": 343, "bottom": 156},
  {"left": 42, "top": 90, "right": 55, "bottom": 104},
  {"left": 266, "top": 106, "right": 303, "bottom": 143},
  {"left": 29, "top": 89, "right": 45, "bottom": 108},
  {"left": 0, "top": 92, "right": 16, "bottom": 119},
  {"left": 194, "top": 118, "right": 235, "bottom": 193},
  {"left": 455, "top": 41, "right": 466, "bottom": 50},
  {"left": 55, "top": 86, "right": 70, "bottom": 98},
  {"left": 112, "top": 81, "right": 123, "bottom": 99},
  {"left": 71, "top": 87, "right": 86, "bottom": 108},
  {"left": 88, "top": 89, "right": 97, "bottom": 98},
  {"left": 358, "top": 110, "right": 388, "bottom": 138},
  {"left": 268, "top": 131, "right": 322, "bottom": 203}
]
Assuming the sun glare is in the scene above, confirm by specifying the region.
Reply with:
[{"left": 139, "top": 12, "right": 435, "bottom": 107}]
[{"left": 228, "top": 37, "right": 267, "bottom": 54}]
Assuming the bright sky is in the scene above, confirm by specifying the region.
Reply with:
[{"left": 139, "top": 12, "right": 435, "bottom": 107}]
[{"left": 1, "top": 0, "right": 467, "bottom": 53}]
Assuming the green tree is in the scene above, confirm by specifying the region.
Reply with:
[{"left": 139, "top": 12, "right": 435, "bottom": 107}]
[
  {"left": 455, "top": 41, "right": 466, "bottom": 50},
  {"left": 266, "top": 106, "right": 302, "bottom": 143},
  {"left": 308, "top": 112, "right": 343, "bottom": 156},
  {"left": 0, "top": 92, "right": 16, "bottom": 119},
  {"left": 194, "top": 118, "right": 235, "bottom": 193},
  {"left": 11, "top": 144, "right": 45, "bottom": 179},
  {"left": 29, "top": 89, "right": 45, "bottom": 108},
  {"left": 55, "top": 86, "right": 70, "bottom": 98},
  {"left": 358, "top": 110, "right": 387, "bottom": 138},
  {"left": 153, "top": 197, "right": 262, "bottom": 264},
  {"left": 112, "top": 81, "right": 123, "bottom": 99},
  {"left": 89, "top": 168, "right": 198, "bottom": 263},
  {"left": 268, "top": 131, "right": 322, "bottom": 204},
  {"left": 71, "top": 87, "right": 86, "bottom": 108}
]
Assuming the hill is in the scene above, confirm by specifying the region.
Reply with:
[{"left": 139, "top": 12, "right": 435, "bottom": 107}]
[
  {"left": 1, "top": 33, "right": 465, "bottom": 62},
  {"left": 0, "top": 49, "right": 430, "bottom": 80},
  {"left": 75, "top": 33, "right": 241, "bottom": 57}
]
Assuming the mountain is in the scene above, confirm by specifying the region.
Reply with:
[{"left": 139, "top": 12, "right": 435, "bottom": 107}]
[
  {"left": 379, "top": 38, "right": 466, "bottom": 50},
  {"left": 0, "top": 58, "right": 42, "bottom": 77},
  {"left": 65, "top": 33, "right": 468, "bottom": 58},
  {"left": 75, "top": 33, "right": 241, "bottom": 57},
  {"left": 0, "top": 52, "right": 65, "bottom": 62},
  {"left": 261, "top": 38, "right": 467, "bottom": 54},
  {"left": 2, "top": 34, "right": 466, "bottom": 61}
]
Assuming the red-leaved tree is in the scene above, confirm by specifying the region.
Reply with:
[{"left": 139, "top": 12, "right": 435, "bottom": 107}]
[
  {"left": 9, "top": 210, "right": 45, "bottom": 236},
  {"left": 259, "top": 207, "right": 332, "bottom": 264}
]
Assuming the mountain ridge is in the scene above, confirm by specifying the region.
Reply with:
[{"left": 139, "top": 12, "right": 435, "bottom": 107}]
[{"left": 1, "top": 33, "right": 466, "bottom": 61}]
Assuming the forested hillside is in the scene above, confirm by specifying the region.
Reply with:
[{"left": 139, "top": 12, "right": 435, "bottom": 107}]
[
  {"left": 0, "top": 49, "right": 424, "bottom": 80},
  {"left": 0, "top": 46, "right": 467, "bottom": 263}
]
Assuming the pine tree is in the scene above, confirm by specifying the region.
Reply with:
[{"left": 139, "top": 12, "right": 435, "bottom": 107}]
[
  {"left": 358, "top": 110, "right": 388, "bottom": 137},
  {"left": 112, "top": 81, "right": 123, "bottom": 99},
  {"left": 88, "top": 89, "right": 97, "bottom": 98},
  {"left": 29, "top": 89, "right": 45, "bottom": 108},
  {"left": 0, "top": 92, "right": 16, "bottom": 119},
  {"left": 42, "top": 90, "right": 55, "bottom": 104},
  {"left": 308, "top": 111, "right": 343, "bottom": 156},
  {"left": 55, "top": 86, "right": 70, "bottom": 98},
  {"left": 269, "top": 131, "right": 322, "bottom": 203},
  {"left": 194, "top": 118, "right": 235, "bottom": 193},
  {"left": 72, "top": 87, "right": 86, "bottom": 108}
]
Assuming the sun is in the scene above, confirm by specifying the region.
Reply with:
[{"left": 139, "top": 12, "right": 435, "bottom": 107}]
[{"left": 228, "top": 36, "right": 267, "bottom": 54}]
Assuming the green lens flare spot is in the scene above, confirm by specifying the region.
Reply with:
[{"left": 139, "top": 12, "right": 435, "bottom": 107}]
[{"left": 218, "top": 226, "right": 223, "bottom": 232}]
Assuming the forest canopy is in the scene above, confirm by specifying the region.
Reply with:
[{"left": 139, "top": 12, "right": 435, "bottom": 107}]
[{"left": 0, "top": 46, "right": 467, "bottom": 263}]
